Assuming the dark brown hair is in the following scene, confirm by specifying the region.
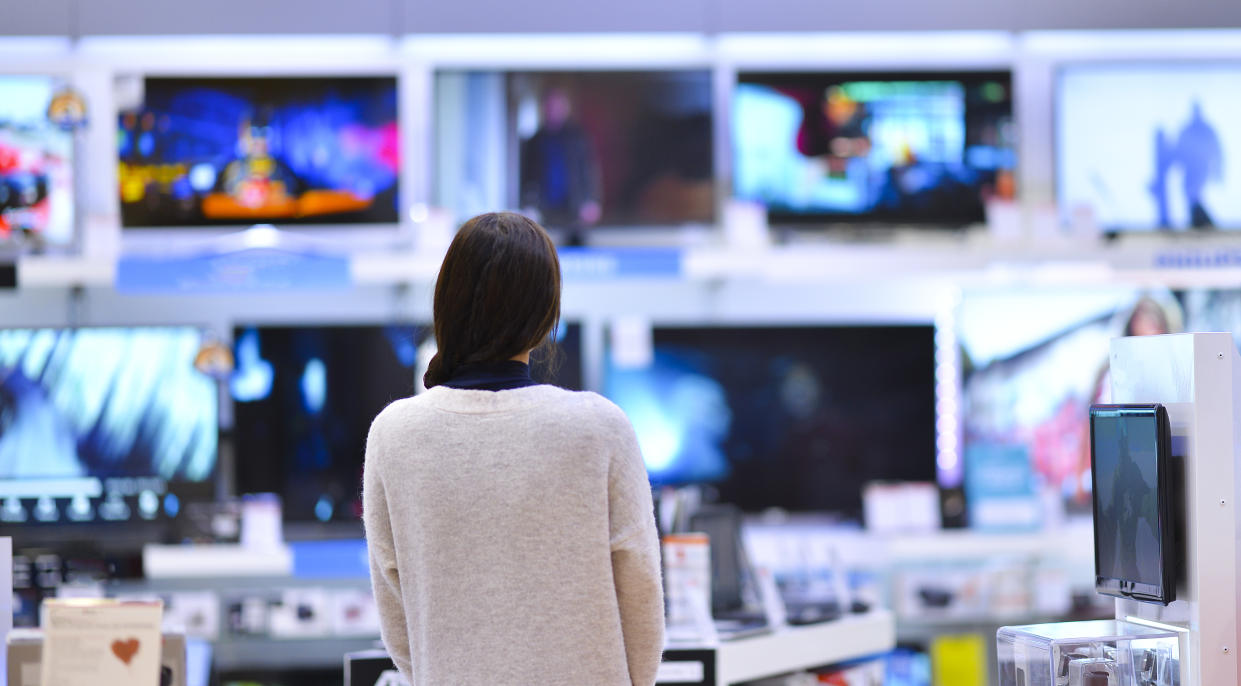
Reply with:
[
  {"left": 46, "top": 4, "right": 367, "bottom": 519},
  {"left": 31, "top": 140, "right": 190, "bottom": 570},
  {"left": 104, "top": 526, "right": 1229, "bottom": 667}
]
[{"left": 424, "top": 212, "right": 561, "bottom": 389}]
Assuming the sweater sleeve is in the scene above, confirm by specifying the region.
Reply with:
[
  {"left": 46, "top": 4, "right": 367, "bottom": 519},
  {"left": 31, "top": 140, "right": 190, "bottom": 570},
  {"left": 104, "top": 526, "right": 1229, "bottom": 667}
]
[
  {"left": 362, "top": 417, "right": 414, "bottom": 679},
  {"left": 607, "top": 409, "right": 666, "bottom": 686}
]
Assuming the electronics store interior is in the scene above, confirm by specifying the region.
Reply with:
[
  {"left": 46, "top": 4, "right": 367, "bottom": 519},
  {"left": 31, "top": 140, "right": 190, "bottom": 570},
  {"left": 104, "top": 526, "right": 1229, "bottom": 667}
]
[{"left": 5, "top": 1, "right": 1241, "bottom": 685}]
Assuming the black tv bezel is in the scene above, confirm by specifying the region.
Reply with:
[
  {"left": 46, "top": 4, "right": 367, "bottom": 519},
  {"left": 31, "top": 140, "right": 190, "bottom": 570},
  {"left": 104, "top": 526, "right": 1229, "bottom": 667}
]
[
  {"left": 1089, "top": 402, "right": 1177, "bottom": 606},
  {"left": 733, "top": 69, "right": 1015, "bottom": 229}
]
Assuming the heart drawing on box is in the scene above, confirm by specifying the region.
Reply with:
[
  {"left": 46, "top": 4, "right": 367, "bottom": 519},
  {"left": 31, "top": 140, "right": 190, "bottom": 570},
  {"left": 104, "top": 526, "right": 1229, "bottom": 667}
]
[{"left": 111, "top": 638, "right": 141, "bottom": 665}]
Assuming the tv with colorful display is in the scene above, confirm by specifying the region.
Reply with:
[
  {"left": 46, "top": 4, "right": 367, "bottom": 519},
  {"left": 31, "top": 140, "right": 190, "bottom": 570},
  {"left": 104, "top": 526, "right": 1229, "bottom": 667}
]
[
  {"left": 956, "top": 288, "right": 1185, "bottom": 524},
  {"left": 733, "top": 71, "right": 1015, "bottom": 227},
  {"left": 117, "top": 76, "right": 399, "bottom": 227},
  {"left": 0, "top": 76, "right": 75, "bottom": 248}
]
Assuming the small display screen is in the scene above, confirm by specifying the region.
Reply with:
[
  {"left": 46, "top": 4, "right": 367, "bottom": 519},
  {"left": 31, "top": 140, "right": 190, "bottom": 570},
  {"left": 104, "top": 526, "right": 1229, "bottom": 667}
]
[
  {"left": 1090, "top": 404, "right": 1173, "bottom": 603},
  {"left": 117, "top": 76, "right": 400, "bottom": 227}
]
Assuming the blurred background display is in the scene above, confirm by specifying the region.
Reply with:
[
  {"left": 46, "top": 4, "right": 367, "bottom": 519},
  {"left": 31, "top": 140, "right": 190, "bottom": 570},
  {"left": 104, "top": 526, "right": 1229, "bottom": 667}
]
[
  {"left": 605, "top": 325, "right": 936, "bottom": 515},
  {"left": 1057, "top": 63, "right": 1241, "bottom": 232},
  {"left": 0, "top": 76, "right": 75, "bottom": 249},
  {"left": 230, "top": 325, "right": 422, "bottom": 523},
  {"left": 117, "top": 76, "right": 400, "bottom": 227},
  {"left": 0, "top": 327, "right": 218, "bottom": 526},
  {"left": 957, "top": 289, "right": 1183, "bottom": 522},
  {"left": 733, "top": 71, "right": 1015, "bottom": 226},
  {"left": 435, "top": 70, "right": 715, "bottom": 232}
]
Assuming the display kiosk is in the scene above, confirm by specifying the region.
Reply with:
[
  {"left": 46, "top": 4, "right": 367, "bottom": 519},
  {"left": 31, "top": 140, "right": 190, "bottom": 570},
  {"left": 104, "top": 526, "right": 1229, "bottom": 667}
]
[{"left": 999, "top": 332, "right": 1241, "bottom": 686}]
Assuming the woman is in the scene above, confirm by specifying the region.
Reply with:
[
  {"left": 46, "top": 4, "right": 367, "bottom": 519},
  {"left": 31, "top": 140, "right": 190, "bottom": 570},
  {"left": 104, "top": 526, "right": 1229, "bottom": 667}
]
[{"left": 363, "top": 212, "right": 665, "bottom": 686}]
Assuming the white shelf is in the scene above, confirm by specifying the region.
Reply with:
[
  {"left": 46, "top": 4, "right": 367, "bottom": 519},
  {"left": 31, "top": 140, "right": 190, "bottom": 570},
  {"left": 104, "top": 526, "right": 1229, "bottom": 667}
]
[{"left": 716, "top": 610, "right": 895, "bottom": 685}]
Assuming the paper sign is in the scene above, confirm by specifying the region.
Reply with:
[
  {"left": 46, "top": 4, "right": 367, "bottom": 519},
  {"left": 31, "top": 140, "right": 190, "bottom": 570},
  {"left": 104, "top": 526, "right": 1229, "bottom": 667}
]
[{"left": 41, "top": 599, "right": 163, "bottom": 686}]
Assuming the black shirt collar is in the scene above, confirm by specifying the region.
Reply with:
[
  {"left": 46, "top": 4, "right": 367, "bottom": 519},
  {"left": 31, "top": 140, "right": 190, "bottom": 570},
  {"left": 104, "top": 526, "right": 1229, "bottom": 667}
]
[{"left": 442, "top": 359, "right": 539, "bottom": 392}]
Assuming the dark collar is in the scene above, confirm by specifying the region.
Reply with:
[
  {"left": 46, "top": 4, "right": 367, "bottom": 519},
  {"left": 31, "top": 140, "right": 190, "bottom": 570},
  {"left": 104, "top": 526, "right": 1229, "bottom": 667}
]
[{"left": 442, "top": 360, "right": 538, "bottom": 392}]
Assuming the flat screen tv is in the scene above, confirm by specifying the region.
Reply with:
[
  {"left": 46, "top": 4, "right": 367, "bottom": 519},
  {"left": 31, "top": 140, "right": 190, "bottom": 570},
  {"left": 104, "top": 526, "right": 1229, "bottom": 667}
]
[
  {"left": 604, "top": 325, "right": 937, "bottom": 516},
  {"left": 957, "top": 288, "right": 1185, "bottom": 522},
  {"left": 0, "top": 76, "right": 75, "bottom": 248},
  {"left": 435, "top": 70, "right": 715, "bottom": 232},
  {"left": 230, "top": 324, "right": 422, "bottom": 523},
  {"left": 733, "top": 71, "right": 1014, "bottom": 227},
  {"left": 1089, "top": 404, "right": 1176, "bottom": 605},
  {"left": 117, "top": 76, "right": 400, "bottom": 228},
  {"left": 0, "top": 327, "right": 219, "bottom": 529},
  {"left": 1057, "top": 63, "right": 1241, "bottom": 233},
  {"left": 230, "top": 323, "right": 583, "bottom": 523}
]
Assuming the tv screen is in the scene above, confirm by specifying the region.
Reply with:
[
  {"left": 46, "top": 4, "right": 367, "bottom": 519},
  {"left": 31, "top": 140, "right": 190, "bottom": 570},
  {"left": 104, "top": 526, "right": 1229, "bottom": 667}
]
[
  {"left": 435, "top": 70, "right": 715, "bottom": 231},
  {"left": 733, "top": 71, "right": 1014, "bottom": 226},
  {"left": 0, "top": 327, "right": 218, "bottom": 527},
  {"left": 531, "top": 322, "right": 584, "bottom": 391},
  {"left": 1057, "top": 63, "right": 1241, "bottom": 232},
  {"left": 604, "top": 325, "right": 937, "bottom": 515},
  {"left": 231, "top": 325, "right": 423, "bottom": 523},
  {"left": 117, "top": 76, "right": 400, "bottom": 227},
  {"left": 1090, "top": 404, "right": 1175, "bottom": 604},
  {"left": 0, "top": 76, "right": 75, "bottom": 248},
  {"left": 957, "top": 289, "right": 1184, "bottom": 520}
]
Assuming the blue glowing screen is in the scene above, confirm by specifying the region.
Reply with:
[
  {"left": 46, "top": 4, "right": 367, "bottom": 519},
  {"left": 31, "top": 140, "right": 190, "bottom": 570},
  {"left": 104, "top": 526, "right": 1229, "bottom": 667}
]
[
  {"left": 604, "top": 326, "right": 937, "bottom": 515},
  {"left": 231, "top": 325, "right": 423, "bottom": 523},
  {"left": 0, "top": 327, "right": 218, "bottom": 482}
]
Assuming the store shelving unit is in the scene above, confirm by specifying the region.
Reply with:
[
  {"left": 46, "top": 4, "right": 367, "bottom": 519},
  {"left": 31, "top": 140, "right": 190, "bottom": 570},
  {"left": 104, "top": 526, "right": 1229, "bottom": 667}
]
[{"left": 716, "top": 610, "right": 895, "bottom": 685}]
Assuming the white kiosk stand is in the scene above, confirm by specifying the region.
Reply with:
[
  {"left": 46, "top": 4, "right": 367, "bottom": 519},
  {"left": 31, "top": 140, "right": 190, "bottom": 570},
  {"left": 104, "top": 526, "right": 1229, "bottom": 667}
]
[
  {"left": 998, "top": 333, "right": 1241, "bottom": 686},
  {"left": 1109, "top": 332, "right": 1241, "bottom": 685}
]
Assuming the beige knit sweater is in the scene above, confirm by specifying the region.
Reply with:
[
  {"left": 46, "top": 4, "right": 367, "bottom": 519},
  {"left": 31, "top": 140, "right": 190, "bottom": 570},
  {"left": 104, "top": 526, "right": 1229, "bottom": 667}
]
[{"left": 363, "top": 384, "right": 665, "bottom": 686}]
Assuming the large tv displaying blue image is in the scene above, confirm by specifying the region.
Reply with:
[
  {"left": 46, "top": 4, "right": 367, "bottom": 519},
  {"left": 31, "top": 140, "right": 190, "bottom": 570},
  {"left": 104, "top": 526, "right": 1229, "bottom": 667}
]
[
  {"left": 1058, "top": 64, "right": 1241, "bottom": 232},
  {"left": 0, "top": 327, "right": 218, "bottom": 525},
  {"left": 118, "top": 76, "right": 400, "bottom": 227},
  {"left": 605, "top": 326, "right": 937, "bottom": 515}
]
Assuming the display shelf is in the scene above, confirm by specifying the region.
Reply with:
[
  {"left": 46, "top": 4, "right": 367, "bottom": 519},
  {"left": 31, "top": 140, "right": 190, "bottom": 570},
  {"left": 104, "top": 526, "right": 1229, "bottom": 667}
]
[
  {"left": 214, "top": 636, "right": 382, "bottom": 672},
  {"left": 715, "top": 610, "right": 895, "bottom": 685}
]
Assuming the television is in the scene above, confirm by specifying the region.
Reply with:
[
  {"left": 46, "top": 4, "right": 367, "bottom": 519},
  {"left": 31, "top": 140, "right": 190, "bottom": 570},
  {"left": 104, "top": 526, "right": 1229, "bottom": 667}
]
[
  {"left": 532, "top": 322, "right": 584, "bottom": 391},
  {"left": 0, "top": 76, "right": 75, "bottom": 248},
  {"left": 957, "top": 289, "right": 1184, "bottom": 522},
  {"left": 1057, "top": 63, "right": 1241, "bottom": 232},
  {"left": 230, "top": 324, "right": 423, "bottom": 523},
  {"left": 604, "top": 325, "right": 937, "bottom": 516},
  {"left": 116, "top": 76, "right": 400, "bottom": 228},
  {"left": 1089, "top": 404, "right": 1176, "bottom": 605},
  {"left": 733, "top": 71, "right": 1015, "bottom": 227},
  {"left": 0, "top": 327, "right": 219, "bottom": 528},
  {"left": 230, "top": 323, "right": 583, "bottom": 523},
  {"left": 435, "top": 70, "right": 715, "bottom": 233}
]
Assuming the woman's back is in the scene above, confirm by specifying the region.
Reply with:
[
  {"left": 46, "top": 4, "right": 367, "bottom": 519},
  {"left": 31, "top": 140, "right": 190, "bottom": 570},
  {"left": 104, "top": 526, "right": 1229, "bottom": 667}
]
[{"left": 364, "top": 384, "right": 663, "bottom": 686}]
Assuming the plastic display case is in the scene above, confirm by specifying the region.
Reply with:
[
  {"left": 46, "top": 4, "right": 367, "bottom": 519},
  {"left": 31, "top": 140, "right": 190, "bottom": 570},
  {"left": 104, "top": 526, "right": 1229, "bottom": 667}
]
[{"left": 997, "top": 620, "right": 1179, "bottom": 686}]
